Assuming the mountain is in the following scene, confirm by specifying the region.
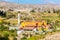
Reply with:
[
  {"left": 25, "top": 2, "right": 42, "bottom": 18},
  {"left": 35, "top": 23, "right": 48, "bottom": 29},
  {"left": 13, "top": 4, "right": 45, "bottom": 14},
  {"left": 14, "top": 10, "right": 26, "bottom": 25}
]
[
  {"left": 0, "top": 1, "right": 60, "bottom": 10},
  {"left": 0, "top": 1, "right": 18, "bottom": 9}
]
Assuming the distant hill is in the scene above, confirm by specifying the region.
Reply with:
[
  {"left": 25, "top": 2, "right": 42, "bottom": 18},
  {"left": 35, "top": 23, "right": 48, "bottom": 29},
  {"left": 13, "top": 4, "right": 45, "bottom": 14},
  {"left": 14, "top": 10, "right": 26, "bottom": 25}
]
[
  {"left": 0, "top": 1, "right": 18, "bottom": 9},
  {"left": 0, "top": 1, "right": 60, "bottom": 11}
]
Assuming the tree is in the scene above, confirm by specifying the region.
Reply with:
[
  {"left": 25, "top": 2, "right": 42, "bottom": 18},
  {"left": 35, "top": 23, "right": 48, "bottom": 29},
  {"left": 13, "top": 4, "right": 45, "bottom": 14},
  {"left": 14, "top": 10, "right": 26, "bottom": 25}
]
[
  {"left": 21, "top": 36, "right": 27, "bottom": 40},
  {"left": 0, "top": 10, "right": 6, "bottom": 17},
  {"left": 30, "top": 9, "right": 35, "bottom": 13},
  {"left": 8, "top": 9, "right": 14, "bottom": 11},
  {"left": 48, "top": 10, "right": 50, "bottom": 13}
]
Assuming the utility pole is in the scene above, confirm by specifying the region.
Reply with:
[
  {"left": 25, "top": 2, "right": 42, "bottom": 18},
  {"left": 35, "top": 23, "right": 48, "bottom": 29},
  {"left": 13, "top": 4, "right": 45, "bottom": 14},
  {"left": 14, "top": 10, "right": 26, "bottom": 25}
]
[
  {"left": 18, "top": 0, "right": 20, "bottom": 27},
  {"left": 18, "top": 12, "right": 20, "bottom": 27}
]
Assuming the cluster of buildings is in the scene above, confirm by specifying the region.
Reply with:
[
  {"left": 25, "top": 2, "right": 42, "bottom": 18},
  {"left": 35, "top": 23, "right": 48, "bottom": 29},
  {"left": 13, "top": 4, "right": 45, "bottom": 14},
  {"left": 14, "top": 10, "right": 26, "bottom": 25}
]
[
  {"left": 16, "top": 20, "right": 52, "bottom": 36},
  {"left": 20, "top": 20, "right": 47, "bottom": 30}
]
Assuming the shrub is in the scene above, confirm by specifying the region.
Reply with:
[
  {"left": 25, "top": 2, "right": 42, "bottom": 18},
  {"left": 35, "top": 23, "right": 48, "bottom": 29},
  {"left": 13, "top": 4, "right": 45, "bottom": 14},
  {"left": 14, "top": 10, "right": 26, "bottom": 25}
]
[
  {"left": 30, "top": 9, "right": 35, "bottom": 13},
  {"left": 21, "top": 36, "right": 27, "bottom": 40}
]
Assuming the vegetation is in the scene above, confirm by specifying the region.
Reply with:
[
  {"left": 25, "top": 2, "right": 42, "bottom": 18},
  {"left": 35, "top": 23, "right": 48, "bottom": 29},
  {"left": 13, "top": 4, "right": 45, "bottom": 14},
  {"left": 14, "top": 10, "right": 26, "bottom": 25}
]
[
  {"left": 0, "top": 22, "right": 17, "bottom": 40},
  {"left": 0, "top": 8, "right": 60, "bottom": 40},
  {"left": 0, "top": 10, "right": 6, "bottom": 17}
]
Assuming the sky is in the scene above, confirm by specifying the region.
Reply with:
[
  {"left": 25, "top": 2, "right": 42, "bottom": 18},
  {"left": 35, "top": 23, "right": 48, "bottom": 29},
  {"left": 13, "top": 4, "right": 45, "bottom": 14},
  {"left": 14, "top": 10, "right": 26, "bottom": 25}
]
[{"left": 1, "top": 0, "right": 60, "bottom": 4}]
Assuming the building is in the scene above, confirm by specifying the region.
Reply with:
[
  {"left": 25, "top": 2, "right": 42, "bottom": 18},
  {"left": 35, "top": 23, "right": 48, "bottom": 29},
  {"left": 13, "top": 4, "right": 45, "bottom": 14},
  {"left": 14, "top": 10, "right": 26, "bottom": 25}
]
[{"left": 20, "top": 20, "right": 47, "bottom": 28}]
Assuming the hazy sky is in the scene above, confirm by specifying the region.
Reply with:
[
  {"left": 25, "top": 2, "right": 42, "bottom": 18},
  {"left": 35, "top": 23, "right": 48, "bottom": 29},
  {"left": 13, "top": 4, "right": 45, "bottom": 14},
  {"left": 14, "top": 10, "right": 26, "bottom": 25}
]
[{"left": 2, "top": 0, "right": 60, "bottom": 4}]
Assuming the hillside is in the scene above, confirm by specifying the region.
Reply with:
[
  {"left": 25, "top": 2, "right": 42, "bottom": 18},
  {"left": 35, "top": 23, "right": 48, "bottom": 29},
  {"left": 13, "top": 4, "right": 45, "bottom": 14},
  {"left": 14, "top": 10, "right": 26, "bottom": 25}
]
[
  {"left": 0, "top": 1, "right": 60, "bottom": 26},
  {"left": 0, "top": 1, "right": 60, "bottom": 10},
  {"left": 0, "top": 1, "right": 60, "bottom": 40}
]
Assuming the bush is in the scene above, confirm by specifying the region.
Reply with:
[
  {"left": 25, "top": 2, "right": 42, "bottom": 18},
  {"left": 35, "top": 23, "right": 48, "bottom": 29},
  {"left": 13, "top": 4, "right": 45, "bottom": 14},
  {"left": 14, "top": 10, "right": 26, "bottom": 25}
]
[
  {"left": 30, "top": 9, "right": 35, "bottom": 13},
  {"left": 13, "top": 37, "right": 17, "bottom": 40},
  {"left": 0, "top": 37, "right": 9, "bottom": 40},
  {"left": 21, "top": 36, "right": 27, "bottom": 40},
  {"left": 0, "top": 10, "right": 6, "bottom": 17},
  {"left": 4, "top": 31, "right": 9, "bottom": 37}
]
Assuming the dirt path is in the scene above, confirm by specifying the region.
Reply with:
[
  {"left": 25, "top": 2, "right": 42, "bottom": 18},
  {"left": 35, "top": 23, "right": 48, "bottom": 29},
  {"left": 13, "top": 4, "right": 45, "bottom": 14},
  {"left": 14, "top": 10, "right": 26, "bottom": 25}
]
[{"left": 43, "top": 32, "right": 60, "bottom": 40}]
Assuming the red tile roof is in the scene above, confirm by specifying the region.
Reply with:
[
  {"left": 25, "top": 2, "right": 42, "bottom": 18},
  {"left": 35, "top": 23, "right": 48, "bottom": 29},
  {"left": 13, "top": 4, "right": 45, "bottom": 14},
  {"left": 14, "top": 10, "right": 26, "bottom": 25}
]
[{"left": 23, "top": 27, "right": 35, "bottom": 30}]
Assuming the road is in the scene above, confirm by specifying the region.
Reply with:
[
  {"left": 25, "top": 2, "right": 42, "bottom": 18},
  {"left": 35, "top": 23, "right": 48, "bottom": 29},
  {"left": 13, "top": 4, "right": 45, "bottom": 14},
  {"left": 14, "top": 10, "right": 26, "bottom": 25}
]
[{"left": 43, "top": 32, "right": 60, "bottom": 40}]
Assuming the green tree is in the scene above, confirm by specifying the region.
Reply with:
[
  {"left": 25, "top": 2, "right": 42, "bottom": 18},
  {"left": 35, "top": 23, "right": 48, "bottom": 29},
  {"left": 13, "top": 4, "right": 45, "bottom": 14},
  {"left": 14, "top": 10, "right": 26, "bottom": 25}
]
[{"left": 30, "top": 9, "right": 35, "bottom": 13}]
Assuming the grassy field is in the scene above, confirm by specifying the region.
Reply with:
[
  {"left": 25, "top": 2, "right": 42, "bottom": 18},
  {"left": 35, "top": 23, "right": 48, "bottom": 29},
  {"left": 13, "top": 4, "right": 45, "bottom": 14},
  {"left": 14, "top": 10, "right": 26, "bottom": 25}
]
[{"left": 0, "top": 10, "right": 60, "bottom": 40}]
